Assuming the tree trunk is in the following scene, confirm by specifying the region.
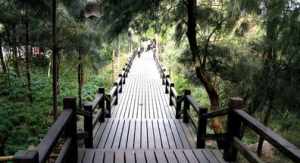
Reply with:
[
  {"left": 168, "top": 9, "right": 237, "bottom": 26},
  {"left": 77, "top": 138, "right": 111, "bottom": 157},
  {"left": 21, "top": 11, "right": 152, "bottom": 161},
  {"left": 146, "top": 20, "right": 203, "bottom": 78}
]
[
  {"left": 0, "top": 37, "right": 7, "bottom": 73},
  {"left": 257, "top": 101, "right": 272, "bottom": 156},
  {"left": 52, "top": 0, "right": 58, "bottom": 120},
  {"left": 12, "top": 25, "right": 20, "bottom": 77},
  {"left": 185, "top": 0, "right": 223, "bottom": 136},
  {"left": 25, "top": 7, "right": 33, "bottom": 103},
  {"left": 78, "top": 48, "right": 83, "bottom": 108}
]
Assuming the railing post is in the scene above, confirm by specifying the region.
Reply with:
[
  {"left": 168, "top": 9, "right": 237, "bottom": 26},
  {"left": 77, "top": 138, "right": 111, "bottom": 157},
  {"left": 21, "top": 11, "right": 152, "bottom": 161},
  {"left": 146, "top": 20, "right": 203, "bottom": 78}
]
[
  {"left": 183, "top": 90, "right": 191, "bottom": 123},
  {"left": 105, "top": 95, "right": 111, "bottom": 118},
  {"left": 15, "top": 150, "right": 39, "bottom": 163},
  {"left": 83, "top": 103, "right": 93, "bottom": 148},
  {"left": 169, "top": 83, "right": 175, "bottom": 105},
  {"left": 224, "top": 97, "right": 243, "bottom": 162},
  {"left": 122, "top": 68, "right": 126, "bottom": 84},
  {"left": 197, "top": 108, "right": 208, "bottom": 148},
  {"left": 114, "top": 82, "right": 118, "bottom": 105},
  {"left": 63, "top": 97, "right": 78, "bottom": 163},
  {"left": 175, "top": 96, "right": 182, "bottom": 119},
  {"left": 118, "top": 74, "right": 123, "bottom": 93},
  {"left": 165, "top": 75, "right": 170, "bottom": 94},
  {"left": 98, "top": 88, "right": 105, "bottom": 123},
  {"left": 125, "top": 64, "right": 129, "bottom": 77}
]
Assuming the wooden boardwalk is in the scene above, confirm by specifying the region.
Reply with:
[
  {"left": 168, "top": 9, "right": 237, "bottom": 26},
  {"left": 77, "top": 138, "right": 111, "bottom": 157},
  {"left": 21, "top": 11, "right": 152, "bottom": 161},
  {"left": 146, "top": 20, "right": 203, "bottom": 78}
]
[
  {"left": 78, "top": 51, "right": 226, "bottom": 163},
  {"left": 12, "top": 49, "right": 300, "bottom": 163}
]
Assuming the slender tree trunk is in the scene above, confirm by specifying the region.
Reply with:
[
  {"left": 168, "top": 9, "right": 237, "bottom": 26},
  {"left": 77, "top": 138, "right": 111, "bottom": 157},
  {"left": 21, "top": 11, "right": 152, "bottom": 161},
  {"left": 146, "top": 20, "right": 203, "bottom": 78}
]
[
  {"left": 0, "top": 37, "right": 7, "bottom": 73},
  {"left": 25, "top": 7, "right": 33, "bottom": 103},
  {"left": 52, "top": 0, "right": 58, "bottom": 120},
  {"left": 186, "top": 0, "right": 223, "bottom": 135},
  {"left": 78, "top": 48, "right": 83, "bottom": 108},
  {"left": 12, "top": 25, "right": 20, "bottom": 77},
  {"left": 257, "top": 100, "right": 272, "bottom": 156}
]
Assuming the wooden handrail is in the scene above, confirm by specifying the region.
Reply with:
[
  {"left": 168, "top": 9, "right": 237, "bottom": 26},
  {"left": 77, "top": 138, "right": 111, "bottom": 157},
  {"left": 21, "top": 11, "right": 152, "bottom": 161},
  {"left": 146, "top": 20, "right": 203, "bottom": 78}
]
[
  {"left": 203, "top": 108, "right": 229, "bottom": 118},
  {"left": 234, "top": 109, "right": 300, "bottom": 162},
  {"left": 38, "top": 110, "right": 73, "bottom": 162},
  {"left": 185, "top": 95, "right": 202, "bottom": 114},
  {"left": 15, "top": 97, "right": 78, "bottom": 163}
]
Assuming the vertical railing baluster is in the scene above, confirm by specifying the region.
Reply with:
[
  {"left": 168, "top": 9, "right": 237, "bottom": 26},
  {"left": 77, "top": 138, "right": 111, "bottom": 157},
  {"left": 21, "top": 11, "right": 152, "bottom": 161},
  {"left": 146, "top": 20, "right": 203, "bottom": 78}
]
[
  {"left": 114, "top": 82, "right": 118, "bottom": 105},
  {"left": 98, "top": 88, "right": 105, "bottom": 123},
  {"left": 183, "top": 90, "right": 191, "bottom": 123},
  {"left": 165, "top": 74, "right": 170, "bottom": 94},
  {"left": 170, "top": 83, "right": 175, "bottom": 105},
  {"left": 197, "top": 108, "right": 208, "bottom": 148},
  {"left": 105, "top": 94, "right": 111, "bottom": 118},
  {"left": 224, "top": 97, "right": 243, "bottom": 161},
  {"left": 118, "top": 74, "right": 123, "bottom": 93},
  {"left": 176, "top": 96, "right": 182, "bottom": 119},
  {"left": 83, "top": 103, "right": 93, "bottom": 148}
]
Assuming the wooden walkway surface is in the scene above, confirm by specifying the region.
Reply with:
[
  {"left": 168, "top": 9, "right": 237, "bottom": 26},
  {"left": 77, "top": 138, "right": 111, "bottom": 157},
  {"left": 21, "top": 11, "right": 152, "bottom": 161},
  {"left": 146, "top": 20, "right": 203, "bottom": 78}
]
[{"left": 79, "top": 51, "right": 226, "bottom": 163}]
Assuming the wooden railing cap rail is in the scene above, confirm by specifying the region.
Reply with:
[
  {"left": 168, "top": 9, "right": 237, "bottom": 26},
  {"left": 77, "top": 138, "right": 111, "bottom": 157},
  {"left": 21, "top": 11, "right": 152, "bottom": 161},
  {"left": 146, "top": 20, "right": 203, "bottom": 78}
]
[
  {"left": 185, "top": 95, "right": 207, "bottom": 114},
  {"left": 234, "top": 109, "right": 300, "bottom": 162}
]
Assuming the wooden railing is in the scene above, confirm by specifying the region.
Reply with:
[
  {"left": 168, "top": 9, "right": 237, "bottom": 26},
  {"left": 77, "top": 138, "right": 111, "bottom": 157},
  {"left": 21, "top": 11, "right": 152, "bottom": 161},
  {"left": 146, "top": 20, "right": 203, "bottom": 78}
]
[
  {"left": 12, "top": 52, "right": 137, "bottom": 162},
  {"left": 82, "top": 52, "right": 136, "bottom": 148},
  {"left": 14, "top": 97, "right": 78, "bottom": 163},
  {"left": 153, "top": 53, "right": 183, "bottom": 118},
  {"left": 154, "top": 53, "right": 300, "bottom": 163}
]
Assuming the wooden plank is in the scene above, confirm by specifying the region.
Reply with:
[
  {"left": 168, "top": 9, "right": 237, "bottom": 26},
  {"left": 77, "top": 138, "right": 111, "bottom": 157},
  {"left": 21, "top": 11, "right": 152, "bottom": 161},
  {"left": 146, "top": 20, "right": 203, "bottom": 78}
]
[
  {"left": 164, "top": 150, "right": 178, "bottom": 163},
  {"left": 168, "top": 120, "right": 184, "bottom": 149},
  {"left": 178, "top": 121, "right": 196, "bottom": 148},
  {"left": 193, "top": 150, "right": 208, "bottom": 163},
  {"left": 152, "top": 120, "right": 162, "bottom": 149},
  {"left": 154, "top": 150, "right": 168, "bottom": 163},
  {"left": 127, "top": 120, "right": 136, "bottom": 149},
  {"left": 125, "top": 151, "right": 135, "bottom": 163},
  {"left": 147, "top": 120, "right": 155, "bottom": 149},
  {"left": 78, "top": 149, "right": 85, "bottom": 163},
  {"left": 97, "top": 119, "right": 115, "bottom": 148},
  {"left": 134, "top": 120, "right": 141, "bottom": 148},
  {"left": 104, "top": 120, "right": 120, "bottom": 148},
  {"left": 145, "top": 150, "right": 156, "bottom": 163},
  {"left": 183, "top": 150, "right": 199, "bottom": 163},
  {"left": 115, "top": 151, "right": 125, "bottom": 163},
  {"left": 82, "top": 149, "right": 95, "bottom": 163},
  {"left": 93, "top": 150, "right": 104, "bottom": 163},
  {"left": 119, "top": 121, "right": 130, "bottom": 149},
  {"left": 173, "top": 150, "right": 188, "bottom": 163},
  {"left": 211, "top": 150, "right": 227, "bottom": 163},
  {"left": 141, "top": 120, "right": 148, "bottom": 149},
  {"left": 135, "top": 151, "right": 146, "bottom": 163},
  {"left": 173, "top": 120, "right": 191, "bottom": 148},
  {"left": 202, "top": 149, "right": 220, "bottom": 163},
  {"left": 158, "top": 120, "right": 169, "bottom": 149},
  {"left": 163, "top": 120, "right": 176, "bottom": 149},
  {"left": 112, "top": 120, "right": 125, "bottom": 149},
  {"left": 104, "top": 151, "right": 114, "bottom": 163}
]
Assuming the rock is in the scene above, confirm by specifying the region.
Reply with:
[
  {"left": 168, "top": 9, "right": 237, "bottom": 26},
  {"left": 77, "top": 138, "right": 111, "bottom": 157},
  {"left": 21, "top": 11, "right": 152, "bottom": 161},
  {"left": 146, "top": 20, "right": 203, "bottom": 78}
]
[{"left": 248, "top": 141, "right": 275, "bottom": 161}]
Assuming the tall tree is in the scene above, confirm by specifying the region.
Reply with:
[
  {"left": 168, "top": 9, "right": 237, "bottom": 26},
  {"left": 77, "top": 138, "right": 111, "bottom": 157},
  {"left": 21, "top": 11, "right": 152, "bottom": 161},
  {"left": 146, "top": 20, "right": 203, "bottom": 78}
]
[
  {"left": 23, "top": 3, "right": 33, "bottom": 103},
  {"left": 52, "top": 0, "right": 59, "bottom": 119},
  {"left": 0, "top": 36, "right": 7, "bottom": 73}
]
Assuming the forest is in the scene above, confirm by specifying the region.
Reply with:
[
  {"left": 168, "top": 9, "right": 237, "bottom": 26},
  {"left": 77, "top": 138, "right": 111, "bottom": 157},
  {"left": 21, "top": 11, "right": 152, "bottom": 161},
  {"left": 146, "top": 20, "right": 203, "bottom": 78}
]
[{"left": 0, "top": 0, "right": 299, "bottom": 163}]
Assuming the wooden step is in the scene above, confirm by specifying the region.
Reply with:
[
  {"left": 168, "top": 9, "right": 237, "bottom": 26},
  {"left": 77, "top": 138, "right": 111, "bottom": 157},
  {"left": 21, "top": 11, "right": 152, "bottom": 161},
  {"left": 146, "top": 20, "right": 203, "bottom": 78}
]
[
  {"left": 78, "top": 149, "right": 227, "bottom": 163},
  {"left": 93, "top": 119, "right": 196, "bottom": 149}
]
